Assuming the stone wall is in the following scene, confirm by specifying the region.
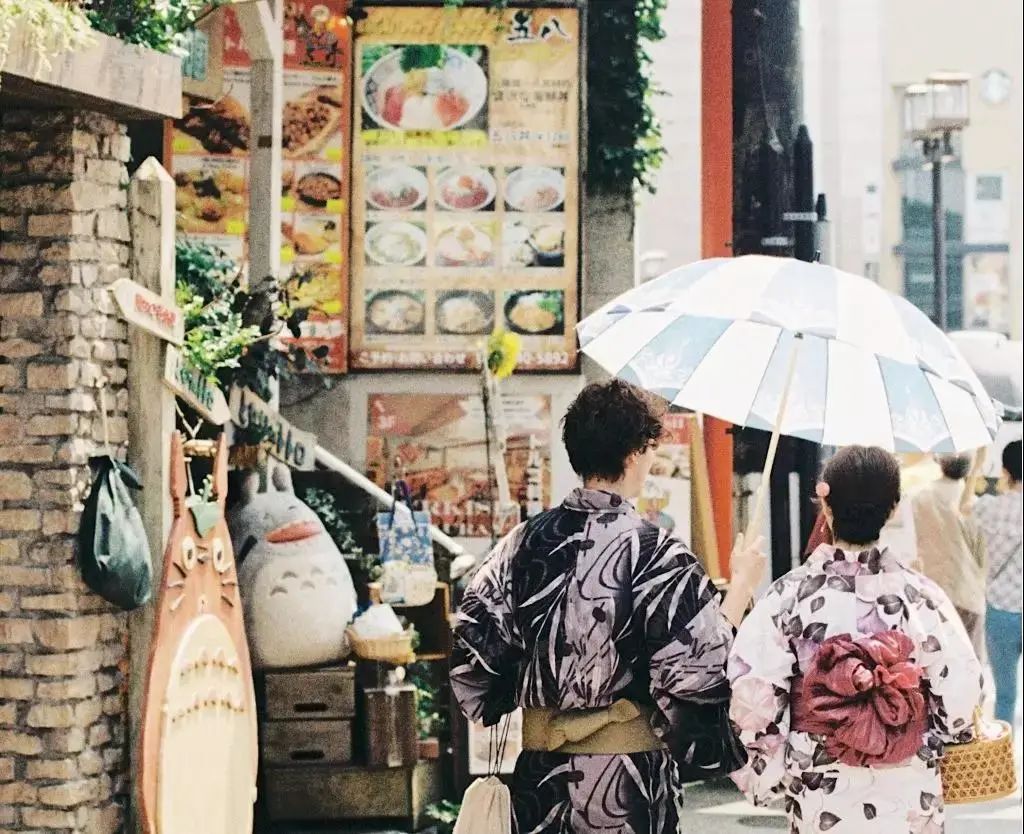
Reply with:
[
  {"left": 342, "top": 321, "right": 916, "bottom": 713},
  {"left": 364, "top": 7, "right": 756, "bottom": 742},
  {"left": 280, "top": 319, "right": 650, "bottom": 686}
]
[{"left": 0, "top": 111, "right": 132, "bottom": 834}]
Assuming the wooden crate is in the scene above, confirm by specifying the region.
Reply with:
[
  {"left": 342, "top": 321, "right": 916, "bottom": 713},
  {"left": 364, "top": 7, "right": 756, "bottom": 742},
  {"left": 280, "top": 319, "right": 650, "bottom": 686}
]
[
  {"left": 260, "top": 719, "right": 352, "bottom": 767},
  {"left": 361, "top": 685, "right": 418, "bottom": 768},
  {"left": 263, "top": 761, "right": 442, "bottom": 830},
  {"left": 368, "top": 582, "right": 453, "bottom": 660},
  {"left": 262, "top": 665, "right": 355, "bottom": 721}
]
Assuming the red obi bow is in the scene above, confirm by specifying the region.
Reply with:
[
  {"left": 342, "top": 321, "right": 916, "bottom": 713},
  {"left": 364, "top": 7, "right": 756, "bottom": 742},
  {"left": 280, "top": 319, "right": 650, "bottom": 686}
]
[{"left": 791, "top": 631, "right": 926, "bottom": 767}]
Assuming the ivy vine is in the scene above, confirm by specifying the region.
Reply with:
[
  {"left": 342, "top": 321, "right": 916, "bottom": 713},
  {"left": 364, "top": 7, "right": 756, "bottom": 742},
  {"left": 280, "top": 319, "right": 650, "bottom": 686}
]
[{"left": 0, "top": 1, "right": 96, "bottom": 84}]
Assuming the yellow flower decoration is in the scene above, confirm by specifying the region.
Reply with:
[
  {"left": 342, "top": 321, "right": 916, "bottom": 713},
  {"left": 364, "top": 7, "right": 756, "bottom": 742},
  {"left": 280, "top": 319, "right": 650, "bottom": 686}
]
[{"left": 487, "top": 330, "right": 521, "bottom": 380}]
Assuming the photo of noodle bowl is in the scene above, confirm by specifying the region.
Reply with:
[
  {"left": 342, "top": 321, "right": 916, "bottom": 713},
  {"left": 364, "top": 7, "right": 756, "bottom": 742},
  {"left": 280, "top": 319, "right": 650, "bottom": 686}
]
[
  {"left": 435, "top": 222, "right": 495, "bottom": 268},
  {"left": 435, "top": 291, "right": 495, "bottom": 335},
  {"left": 365, "top": 221, "right": 427, "bottom": 266},
  {"left": 436, "top": 166, "right": 496, "bottom": 212},
  {"left": 362, "top": 45, "right": 488, "bottom": 132},
  {"left": 503, "top": 290, "right": 565, "bottom": 336},
  {"left": 365, "top": 289, "right": 426, "bottom": 335},
  {"left": 505, "top": 166, "right": 565, "bottom": 213},
  {"left": 366, "top": 165, "right": 428, "bottom": 211}
]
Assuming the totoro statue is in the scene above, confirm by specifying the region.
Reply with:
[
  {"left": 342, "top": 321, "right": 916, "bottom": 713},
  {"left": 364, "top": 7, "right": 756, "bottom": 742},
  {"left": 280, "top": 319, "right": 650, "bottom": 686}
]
[{"left": 228, "top": 462, "right": 357, "bottom": 670}]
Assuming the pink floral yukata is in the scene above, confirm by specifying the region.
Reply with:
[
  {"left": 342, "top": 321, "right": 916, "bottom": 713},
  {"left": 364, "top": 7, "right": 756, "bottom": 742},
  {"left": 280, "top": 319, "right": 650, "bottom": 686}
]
[{"left": 728, "top": 544, "right": 982, "bottom": 834}]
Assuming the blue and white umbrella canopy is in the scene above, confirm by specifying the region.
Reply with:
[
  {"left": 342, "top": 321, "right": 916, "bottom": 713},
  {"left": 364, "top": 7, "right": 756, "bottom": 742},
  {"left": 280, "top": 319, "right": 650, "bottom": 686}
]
[{"left": 577, "top": 256, "right": 999, "bottom": 454}]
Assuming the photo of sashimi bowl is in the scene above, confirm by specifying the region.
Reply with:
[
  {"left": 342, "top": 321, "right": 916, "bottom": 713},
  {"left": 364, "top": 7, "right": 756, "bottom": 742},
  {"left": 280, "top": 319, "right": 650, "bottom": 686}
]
[
  {"left": 505, "top": 166, "right": 566, "bottom": 213},
  {"left": 365, "top": 221, "right": 427, "bottom": 267},
  {"left": 435, "top": 222, "right": 495, "bottom": 268},
  {"left": 436, "top": 166, "right": 496, "bottom": 212},
  {"left": 362, "top": 44, "right": 488, "bottom": 132},
  {"left": 504, "top": 290, "right": 565, "bottom": 336},
  {"left": 366, "top": 165, "right": 429, "bottom": 211}
]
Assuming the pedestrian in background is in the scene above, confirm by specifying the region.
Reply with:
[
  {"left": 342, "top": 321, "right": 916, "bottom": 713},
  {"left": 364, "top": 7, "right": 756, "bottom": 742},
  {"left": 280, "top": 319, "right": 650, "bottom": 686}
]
[
  {"left": 973, "top": 439, "right": 1023, "bottom": 727},
  {"left": 911, "top": 452, "right": 987, "bottom": 653}
]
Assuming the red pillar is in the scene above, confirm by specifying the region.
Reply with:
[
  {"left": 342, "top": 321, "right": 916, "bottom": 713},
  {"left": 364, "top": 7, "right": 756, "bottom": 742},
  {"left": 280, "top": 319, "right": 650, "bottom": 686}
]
[{"left": 701, "top": 0, "right": 735, "bottom": 575}]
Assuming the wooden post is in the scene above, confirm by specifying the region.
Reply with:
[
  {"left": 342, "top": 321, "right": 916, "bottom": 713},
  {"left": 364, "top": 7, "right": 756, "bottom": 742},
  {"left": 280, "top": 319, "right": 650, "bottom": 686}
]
[
  {"left": 126, "top": 157, "right": 177, "bottom": 833},
  {"left": 237, "top": 0, "right": 283, "bottom": 286}
]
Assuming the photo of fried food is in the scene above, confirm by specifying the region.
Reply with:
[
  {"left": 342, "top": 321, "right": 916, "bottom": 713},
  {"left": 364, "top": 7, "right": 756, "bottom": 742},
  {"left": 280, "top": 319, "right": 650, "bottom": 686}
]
[
  {"left": 283, "top": 85, "right": 344, "bottom": 158},
  {"left": 175, "top": 164, "right": 246, "bottom": 234},
  {"left": 178, "top": 94, "right": 250, "bottom": 155}
]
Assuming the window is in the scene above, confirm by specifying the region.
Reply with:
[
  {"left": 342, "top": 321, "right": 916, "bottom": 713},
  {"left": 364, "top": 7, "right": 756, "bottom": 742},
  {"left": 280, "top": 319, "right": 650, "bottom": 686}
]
[{"left": 975, "top": 174, "right": 1003, "bottom": 201}]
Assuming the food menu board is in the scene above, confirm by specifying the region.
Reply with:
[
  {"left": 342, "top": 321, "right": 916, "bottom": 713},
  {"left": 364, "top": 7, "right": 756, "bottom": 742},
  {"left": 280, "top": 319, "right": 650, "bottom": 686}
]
[
  {"left": 169, "top": 1, "right": 352, "bottom": 373},
  {"left": 365, "top": 393, "right": 552, "bottom": 538},
  {"left": 350, "top": 6, "right": 581, "bottom": 371}
]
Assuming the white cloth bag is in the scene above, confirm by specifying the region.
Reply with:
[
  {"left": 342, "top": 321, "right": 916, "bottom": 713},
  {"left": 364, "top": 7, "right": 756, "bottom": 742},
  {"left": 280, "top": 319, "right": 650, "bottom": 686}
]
[{"left": 452, "top": 775, "right": 511, "bottom": 834}]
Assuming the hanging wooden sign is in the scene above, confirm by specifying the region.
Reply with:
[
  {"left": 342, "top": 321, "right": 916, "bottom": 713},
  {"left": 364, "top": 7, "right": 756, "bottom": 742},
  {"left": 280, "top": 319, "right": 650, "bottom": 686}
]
[
  {"left": 110, "top": 278, "right": 184, "bottom": 344},
  {"left": 139, "top": 433, "right": 258, "bottom": 834},
  {"left": 181, "top": 8, "right": 224, "bottom": 100},
  {"left": 164, "top": 347, "right": 231, "bottom": 425},
  {"left": 228, "top": 386, "right": 317, "bottom": 471}
]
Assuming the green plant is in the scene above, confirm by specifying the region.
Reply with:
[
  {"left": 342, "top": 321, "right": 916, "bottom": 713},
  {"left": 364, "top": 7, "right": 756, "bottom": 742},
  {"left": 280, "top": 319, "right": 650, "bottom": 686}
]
[
  {"left": 426, "top": 800, "right": 461, "bottom": 834},
  {"left": 175, "top": 239, "right": 261, "bottom": 386},
  {"left": 297, "top": 486, "right": 381, "bottom": 575},
  {"left": 588, "top": 0, "right": 667, "bottom": 194},
  {"left": 407, "top": 662, "right": 446, "bottom": 741},
  {"left": 0, "top": 1, "right": 95, "bottom": 83},
  {"left": 84, "top": 0, "right": 218, "bottom": 55}
]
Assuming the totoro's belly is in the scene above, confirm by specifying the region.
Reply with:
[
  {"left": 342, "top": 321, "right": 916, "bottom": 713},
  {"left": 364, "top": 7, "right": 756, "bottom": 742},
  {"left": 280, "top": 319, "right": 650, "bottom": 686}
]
[{"left": 240, "top": 549, "right": 357, "bottom": 669}]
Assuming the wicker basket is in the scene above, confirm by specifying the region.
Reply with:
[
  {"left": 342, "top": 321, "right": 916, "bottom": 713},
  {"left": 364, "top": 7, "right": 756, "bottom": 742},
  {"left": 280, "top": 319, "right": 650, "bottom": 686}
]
[
  {"left": 345, "top": 627, "right": 415, "bottom": 665},
  {"left": 940, "top": 710, "right": 1017, "bottom": 804}
]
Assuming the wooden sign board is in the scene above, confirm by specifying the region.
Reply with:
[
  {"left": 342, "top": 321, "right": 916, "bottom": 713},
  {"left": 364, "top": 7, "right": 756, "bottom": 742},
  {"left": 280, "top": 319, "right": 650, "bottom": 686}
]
[
  {"left": 110, "top": 278, "right": 184, "bottom": 344},
  {"left": 164, "top": 347, "right": 231, "bottom": 424},
  {"left": 229, "top": 386, "right": 316, "bottom": 471}
]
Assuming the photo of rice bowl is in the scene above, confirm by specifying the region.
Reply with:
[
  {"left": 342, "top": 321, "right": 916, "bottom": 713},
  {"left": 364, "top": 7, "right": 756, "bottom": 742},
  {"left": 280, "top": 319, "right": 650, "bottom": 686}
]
[
  {"left": 435, "top": 222, "right": 495, "bottom": 267},
  {"left": 366, "top": 165, "right": 429, "bottom": 211},
  {"left": 503, "top": 290, "right": 565, "bottom": 336},
  {"left": 436, "top": 166, "right": 496, "bottom": 212}
]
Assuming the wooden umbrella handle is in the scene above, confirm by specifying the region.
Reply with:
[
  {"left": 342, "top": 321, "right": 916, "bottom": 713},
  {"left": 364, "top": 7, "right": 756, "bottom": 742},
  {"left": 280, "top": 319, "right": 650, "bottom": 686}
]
[{"left": 744, "top": 335, "right": 803, "bottom": 544}]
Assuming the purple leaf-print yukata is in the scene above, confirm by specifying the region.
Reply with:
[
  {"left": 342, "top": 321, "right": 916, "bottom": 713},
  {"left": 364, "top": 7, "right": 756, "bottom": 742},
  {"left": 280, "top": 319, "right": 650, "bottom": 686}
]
[
  {"left": 729, "top": 544, "right": 983, "bottom": 834},
  {"left": 451, "top": 488, "right": 744, "bottom": 833}
]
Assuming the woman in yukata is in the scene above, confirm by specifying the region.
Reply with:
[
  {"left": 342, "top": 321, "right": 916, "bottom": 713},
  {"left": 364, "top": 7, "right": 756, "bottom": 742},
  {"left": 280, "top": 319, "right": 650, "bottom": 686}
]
[
  {"left": 730, "top": 446, "right": 983, "bottom": 834},
  {"left": 450, "top": 379, "right": 767, "bottom": 834}
]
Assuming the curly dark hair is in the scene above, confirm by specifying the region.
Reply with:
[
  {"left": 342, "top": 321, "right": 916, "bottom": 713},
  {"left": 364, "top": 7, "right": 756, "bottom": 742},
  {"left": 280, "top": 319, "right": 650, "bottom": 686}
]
[
  {"left": 821, "top": 446, "right": 901, "bottom": 545},
  {"left": 561, "top": 379, "right": 666, "bottom": 482},
  {"left": 1004, "top": 439, "right": 1022, "bottom": 483}
]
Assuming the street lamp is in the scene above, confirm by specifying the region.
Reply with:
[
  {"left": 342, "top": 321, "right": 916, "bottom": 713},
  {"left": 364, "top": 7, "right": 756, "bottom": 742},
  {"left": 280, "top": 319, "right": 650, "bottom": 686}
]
[{"left": 902, "top": 72, "right": 970, "bottom": 330}]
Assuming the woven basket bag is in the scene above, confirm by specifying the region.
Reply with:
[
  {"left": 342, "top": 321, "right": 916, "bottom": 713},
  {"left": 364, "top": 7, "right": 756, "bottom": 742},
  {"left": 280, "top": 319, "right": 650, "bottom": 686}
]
[{"left": 940, "top": 709, "right": 1017, "bottom": 804}]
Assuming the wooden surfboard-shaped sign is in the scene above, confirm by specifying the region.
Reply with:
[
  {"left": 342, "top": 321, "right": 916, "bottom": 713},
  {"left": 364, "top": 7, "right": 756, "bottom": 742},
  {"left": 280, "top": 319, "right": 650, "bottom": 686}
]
[
  {"left": 164, "top": 347, "right": 231, "bottom": 425},
  {"left": 110, "top": 278, "right": 184, "bottom": 344},
  {"left": 139, "top": 433, "right": 258, "bottom": 834}
]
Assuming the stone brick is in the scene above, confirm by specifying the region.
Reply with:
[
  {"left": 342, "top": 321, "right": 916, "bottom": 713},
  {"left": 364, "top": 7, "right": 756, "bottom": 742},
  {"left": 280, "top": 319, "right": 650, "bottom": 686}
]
[
  {"left": 27, "top": 212, "right": 93, "bottom": 238},
  {"left": 37, "top": 263, "right": 73, "bottom": 286},
  {"left": 0, "top": 416, "right": 23, "bottom": 444},
  {"left": 0, "top": 781, "right": 36, "bottom": 804},
  {"left": 0, "top": 803, "right": 16, "bottom": 825},
  {"left": 78, "top": 749, "right": 104, "bottom": 777},
  {"left": 0, "top": 365, "right": 21, "bottom": 388},
  {"left": 0, "top": 730, "right": 42, "bottom": 756},
  {"left": 85, "top": 158, "right": 126, "bottom": 187},
  {"left": 38, "top": 778, "right": 97, "bottom": 808},
  {"left": 25, "top": 649, "right": 103, "bottom": 677},
  {"left": 0, "top": 472, "right": 31, "bottom": 501},
  {"left": 69, "top": 181, "right": 126, "bottom": 212},
  {"left": 0, "top": 758, "right": 12, "bottom": 782},
  {"left": 0, "top": 566, "right": 49, "bottom": 588},
  {"left": 25, "top": 414, "right": 77, "bottom": 436},
  {"left": 26, "top": 703, "right": 77, "bottom": 729},
  {"left": 87, "top": 724, "right": 111, "bottom": 748},
  {"left": 26, "top": 758, "right": 77, "bottom": 780},
  {"left": 22, "top": 807, "right": 78, "bottom": 829},
  {"left": 0, "top": 291, "right": 42, "bottom": 318},
  {"left": 0, "top": 338, "right": 42, "bottom": 358},
  {"left": 0, "top": 241, "right": 38, "bottom": 262},
  {"left": 41, "top": 726, "right": 86, "bottom": 754},
  {"left": 0, "top": 444, "right": 54, "bottom": 464},
  {"left": 0, "top": 594, "right": 14, "bottom": 613},
  {"left": 95, "top": 210, "right": 130, "bottom": 241},
  {"left": 0, "top": 541, "right": 17, "bottom": 563},
  {"left": 32, "top": 618, "right": 100, "bottom": 651},
  {"left": 33, "top": 469, "right": 77, "bottom": 487},
  {"left": 42, "top": 509, "right": 79, "bottom": 536},
  {"left": 0, "top": 703, "right": 15, "bottom": 726},
  {"left": 40, "top": 239, "right": 97, "bottom": 264},
  {"left": 20, "top": 593, "right": 83, "bottom": 613},
  {"left": 0, "top": 621, "right": 33, "bottom": 645},
  {"left": 26, "top": 362, "right": 77, "bottom": 390},
  {"left": 36, "top": 676, "right": 97, "bottom": 701},
  {"left": 0, "top": 680, "right": 34, "bottom": 701},
  {"left": 0, "top": 654, "right": 22, "bottom": 674},
  {"left": 0, "top": 510, "right": 39, "bottom": 533}
]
